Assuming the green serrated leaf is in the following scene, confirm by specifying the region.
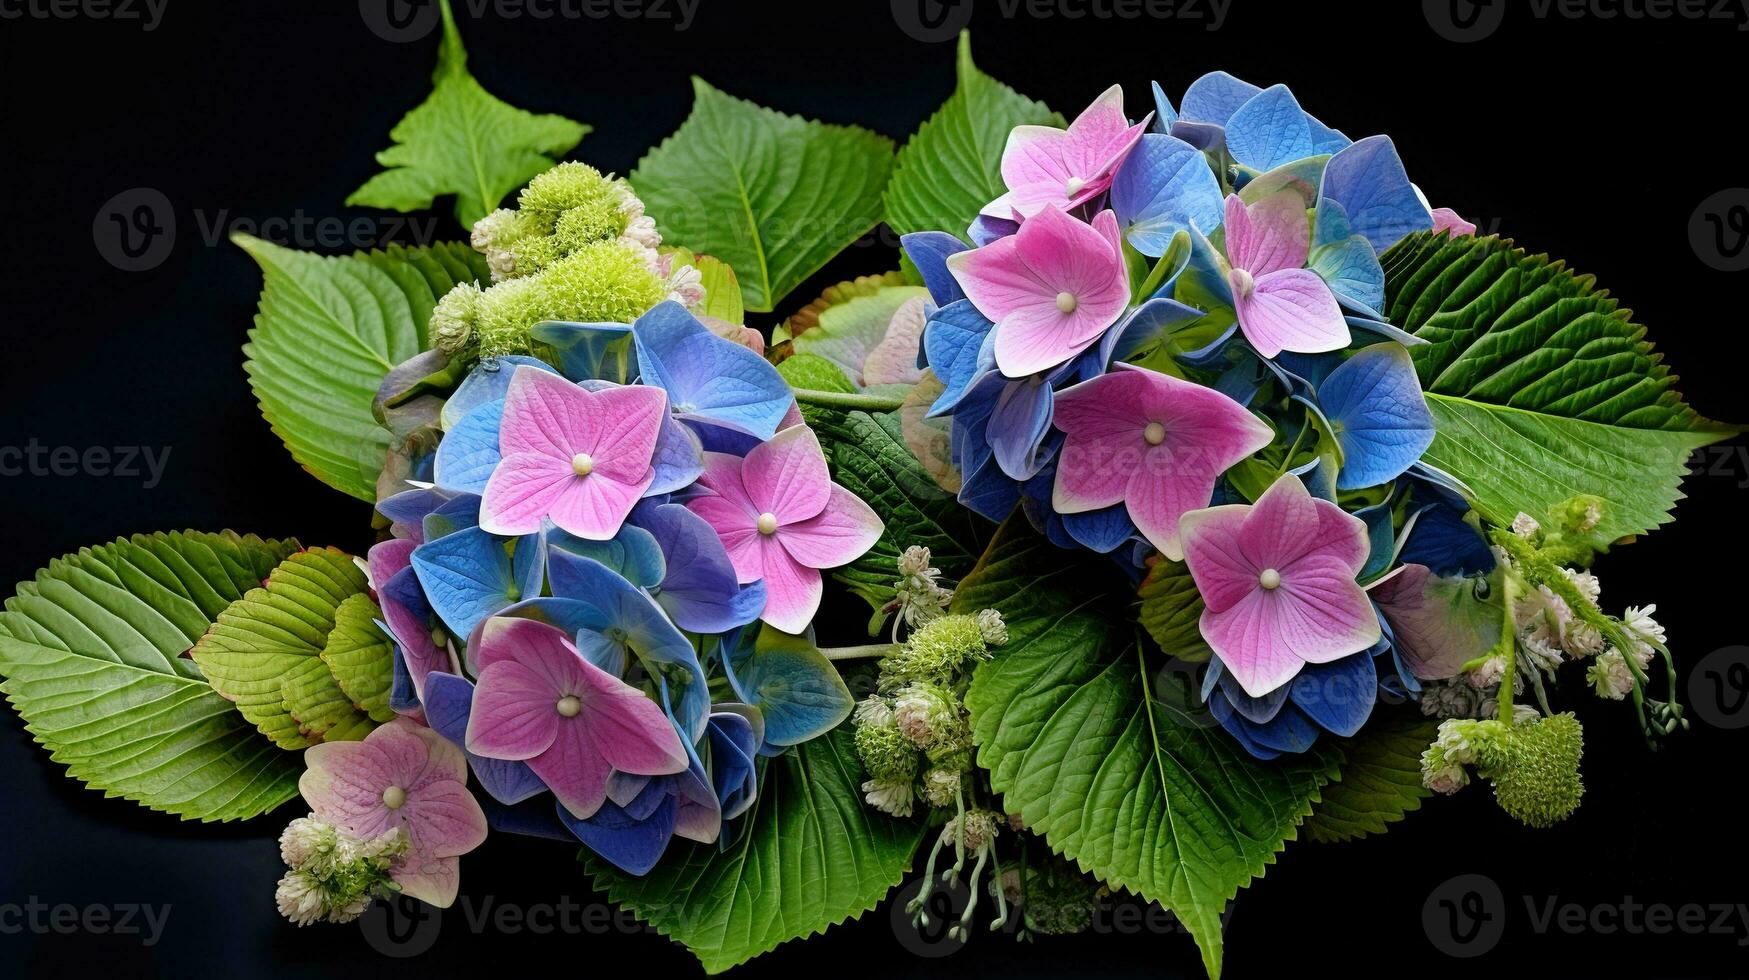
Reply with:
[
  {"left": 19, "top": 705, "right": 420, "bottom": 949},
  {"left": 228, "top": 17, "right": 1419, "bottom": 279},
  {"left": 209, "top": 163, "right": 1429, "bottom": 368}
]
[
  {"left": 237, "top": 234, "right": 489, "bottom": 502},
  {"left": 1382, "top": 231, "right": 1741, "bottom": 543},
  {"left": 802, "top": 408, "right": 989, "bottom": 631},
  {"left": 0, "top": 531, "right": 304, "bottom": 822},
  {"left": 1136, "top": 556, "right": 1212, "bottom": 663},
  {"left": 631, "top": 78, "right": 894, "bottom": 313},
  {"left": 347, "top": 0, "right": 589, "bottom": 228},
  {"left": 960, "top": 518, "right": 1338, "bottom": 978},
  {"left": 883, "top": 33, "right": 1063, "bottom": 242},
  {"left": 192, "top": 548, "right": 377, "bottom": 749},
  {"left": 586, "top": 726, "right": 924, "bottom": 973},
  {"left": 322, "top": 593, "right": 397, "bottom": 723},
  {"left": 1304, "top": 712, "right": 1438, "bottom": 844}
]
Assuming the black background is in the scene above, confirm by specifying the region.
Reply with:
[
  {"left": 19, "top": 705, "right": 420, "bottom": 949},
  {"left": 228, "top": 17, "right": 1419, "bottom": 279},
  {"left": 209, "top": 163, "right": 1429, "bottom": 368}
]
[{"left": 3, "top": 1, "right": 1748, "bottom": 976}]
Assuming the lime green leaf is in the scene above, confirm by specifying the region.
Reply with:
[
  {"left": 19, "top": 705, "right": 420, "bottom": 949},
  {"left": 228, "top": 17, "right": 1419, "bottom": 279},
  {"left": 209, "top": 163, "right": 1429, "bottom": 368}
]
[
  {"left": 961, "top": 518, "right": 1338, "bottom": 978},
  {"left": 883, "top": 33, "right": 1063, "bottom": 242},
  {"left": 1382, "top": 231, "right": 1740, "bottom": 542},
  {"left": 1303, "top": 712, "right": 1438, "bottom": 844},
  {"left": 0, "top": 531, "right": 304, "bottom": 822},
  {"left": 237, "top": 234, "right": 489, "bottom": 502},
  {"left": 585, "top": 726, "right": 924, "bottom": 973},
  {"left": 777, "top": 353, "right": 856, "bottom": 394},
  {"left": 803, "top": 408, "right": 989, "bottom": 632},
  {"left": 321, "top": 593, "right": 397, "bottom": 724},
  {"left": 631, "top": 78, "right": 894, "bottom": 313},
  {"left": 346, "top": 0, "right": 588, "bottom": 228},
  {"left": 1136, "top": 556, "right": 1212, "bottom": 663},
  {"left": 192, "top": 548, "right": 379, "bottom": 749}
]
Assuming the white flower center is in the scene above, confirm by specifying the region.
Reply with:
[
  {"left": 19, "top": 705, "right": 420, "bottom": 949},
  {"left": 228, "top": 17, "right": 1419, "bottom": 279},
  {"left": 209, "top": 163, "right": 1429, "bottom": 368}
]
[
  {"left": 556, "top": 695, "right": 582, "bottom": 718},
  {"left": 1055, "top": 291, "right": 1078, "bottom": 314},
  {"left": 757, "top": 512, "right": 779, "bottom": 535},
  {"left": 1064, "top": 176, "right": 1087, "bottom": 197},
  {"left": 1259, "top": 568, "right": 1282, "bottom": 591},
  {"left": 1229, "top": 268, "right": 1256, "bottom": 299},
  {"left": 571, "top": 452, "right": 595, "bottom": 477},
  {"left": 382, "top": 785, "right": 407, "bottom": 810},
  {"left": 1143, "top": 421, "right": 1167, "bottom": 446}
]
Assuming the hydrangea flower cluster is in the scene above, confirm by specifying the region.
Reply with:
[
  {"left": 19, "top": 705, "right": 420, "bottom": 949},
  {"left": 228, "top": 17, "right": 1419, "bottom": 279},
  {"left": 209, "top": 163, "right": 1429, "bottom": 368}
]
[
  {"left": 292, "top": 259, "right": 883, "bottom": 899},
  {"left": 909, "top": 74, "right": 1487, "bottom": 761}
]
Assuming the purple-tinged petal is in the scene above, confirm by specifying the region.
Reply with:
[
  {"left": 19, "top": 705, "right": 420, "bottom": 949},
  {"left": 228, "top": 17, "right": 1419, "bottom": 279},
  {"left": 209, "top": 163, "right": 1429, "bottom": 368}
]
[
  {"left": 422, "top": 671, "right": 547, "bottom": 806},
  {"left": 1224, "top": 191, "right": 1312, "bottom": 278},
  {"left": 1320, "top": 135, "right": 1432, "bottom": 252},
  {"left": 1233, "top": 269, "right": 1351, "bottom": 358},
  {"left": 742, "top": 425, "right": 832, "bottom": 525},
  {"left": 754, "top": 540, "right": 824, "bottom": 635},
  {"left": 632, "top": 301, "right": 792, "bottom": 440},
  {"left": 777, "top": 484, "right": 884, "bottom": 570}
]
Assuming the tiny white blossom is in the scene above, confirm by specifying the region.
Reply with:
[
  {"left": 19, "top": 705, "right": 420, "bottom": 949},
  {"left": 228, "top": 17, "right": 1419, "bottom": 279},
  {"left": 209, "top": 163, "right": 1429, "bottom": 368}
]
[
  {"left": 1588, "top": 649, "right": 1635, "bottom": 700},
  {"left": 1425, "top": 765, "right": 1470, "bottom": 795},
  {"left": 861, "top": 778, "right": 916, "bottom": 818},
  {"left": 275, "top": 871, "right": 328, "bottom": 927},
  {"left": 976, "top": 608, "right": 1008, "bottom": 647},
  {"left": 1510, "top": 512, "right": 1541, "bottom": 538},
  {"left": 1564, "top": 568, "right": 1601, "bottom": 605}
]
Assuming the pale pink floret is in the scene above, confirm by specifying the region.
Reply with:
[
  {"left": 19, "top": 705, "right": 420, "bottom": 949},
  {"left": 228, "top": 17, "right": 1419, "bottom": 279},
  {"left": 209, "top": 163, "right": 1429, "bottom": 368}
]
[
  {"left": 948, "top": 206, "right": 1130, "bottom": 378},
  {"left": 464, "top": 618, "right": 688, "bottom": 820},
  {"left": 1222, "top": 192, "right": 1350, "bottom": 358},
  {"left": 1179, "top": 474, "right": 1381, "bottom": 698},
  {"left": 1051, "top": 364, "right": 1273, "bottom": 561},
  {"left": 480, "top": 367, "right": 667, "bottom": 540},
  {"left": 686, "top": 425, "right": 883, "bottom": 634},
  {"left": 299, "top": 719, "right": 488, "bottom": 908},
  {"left": 982, "top": 84, "right": 1150, "bottom": 220},
  {"left": 1430, "top": 207, "right": 1477, "bottom": 237}
]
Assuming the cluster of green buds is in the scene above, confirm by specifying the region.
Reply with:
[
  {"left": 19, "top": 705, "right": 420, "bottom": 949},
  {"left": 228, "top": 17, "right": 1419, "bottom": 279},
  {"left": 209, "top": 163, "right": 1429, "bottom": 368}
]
[
  {"left": 1421, "top": 712, "right": 1586, "bottom": 828},
  {"left": 273, "top": 814, "right": 407, "bottom": 926},
  {"left": 429, "top": 162, "right": 701, "bottom": 361}
]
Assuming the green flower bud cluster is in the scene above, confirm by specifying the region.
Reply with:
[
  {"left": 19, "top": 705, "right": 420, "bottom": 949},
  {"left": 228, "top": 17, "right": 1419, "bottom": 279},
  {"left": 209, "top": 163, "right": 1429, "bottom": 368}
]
[
  {"left": 1420, "top": 713, "right": 1585, "bottom": 828},
  {"left": 431, "top": 162, "right": 667, "bottom": 361},
  {"left": 1003, "top": 853, "right": 1102, "bottom": 937},
  {"left": 274, "top": 815, "right": 407, "bottom": 926},
  {"left": 879, "top": 614, "right": 995, "bottom": 687}
]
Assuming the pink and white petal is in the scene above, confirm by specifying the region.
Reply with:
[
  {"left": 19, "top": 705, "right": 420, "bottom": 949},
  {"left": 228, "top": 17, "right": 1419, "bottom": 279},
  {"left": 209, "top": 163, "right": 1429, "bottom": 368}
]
[
  {"left": 479, "top": 453, "right": 576, "bottom": 536},
  {"left": 1224, "top": 192, "right": 1311, "bottom": 277},
  {"left": 583, "top": 385, "right": 669, "bottom": 482},
  {"left": 1052, "top": 430, "right": 1142, "bottom": 514},
  {"left": 685, "top": 493, "right": 764, "bottom": 583},
  {"left": 1274, "top": 556, "right": 1382, "bottom": 663},
  {"left": 499, "top": 367, "right": 596, "bottom": 460},
  {"left": 999, "top": 124, "right": 1073, "bottom": 199},
  {"left": 1124, "top": 461, "right": 1219, "bottom": 562},
  {"left": 1199, "top": 590, "right": 1310, "bottom": 698},
  {"left": 778, "top": 484, "right": 884, "bottom": 569},
  {"left": 367, "top": 538, "right": 415, "bottom": 592},
  {"left": 1234, "top": 270, "right": 1350, "bottom": 358},
  {"left": 1153, "top": 382, "right": 1277, "bottom": 472},
  {"left": 1053, "top": 369, "right": 1151, "bottom": 440},
  {"left": 1060, "top": 85, "right": 1135, "bottom": 178},
  {"left": 357, "top": 718, "right": 441, "bottom": 788},
  {"left": 695, "top": 453, "right": 760, "bottom": 510},
  {"left": 402, "top": 778, "right": 489, "bottom": 859},
  {"left": 756, "top": 543, "right": 824, "bottom": 635},
  {"left": 392, "top": 853, "right": 461, "bottom": 909},
  {"left": 464, "top": 660, "right": 564, "bottom": 761},
  {"left": 1431, "top": 207, "right": 1477, "bottom": 236},
  {"left": 1237, "top": 475, "right": 1322, "bottom": 571},
  {"left": 575, "top": 666, "right": 690, "bottom": 776},
  {"left": 743, "top": 424, "right": 832, "bottom": 524},
  {"left": 546, "top": 469, "right": 653, "bottom": 540},
  {"left": 299, "top": 742, "right": 395, "bottom": 839},
  {"left": 400, "top": 721, "right": 469, "bottom": 789},
  {"left": 1177, "top": 505, "right": 1260, "bottom": 613},
  {"left": 993, "top": 300, "right": 1103, "bottom": 378},
  {"left": 947, "top": 237, "right": 1045, "bottom": 323}
]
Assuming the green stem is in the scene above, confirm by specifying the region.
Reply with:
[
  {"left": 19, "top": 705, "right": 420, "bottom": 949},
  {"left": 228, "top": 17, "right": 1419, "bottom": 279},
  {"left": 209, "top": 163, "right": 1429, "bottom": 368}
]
[
  {"left": 820, "top": 643, "right": 901, "bottom": 662},
  {"left": 789, "top": 387, "right": 907, "bottom": 412},
  {"left": 1495, "top": 574, "right": 1520, "bottom": 716}
]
